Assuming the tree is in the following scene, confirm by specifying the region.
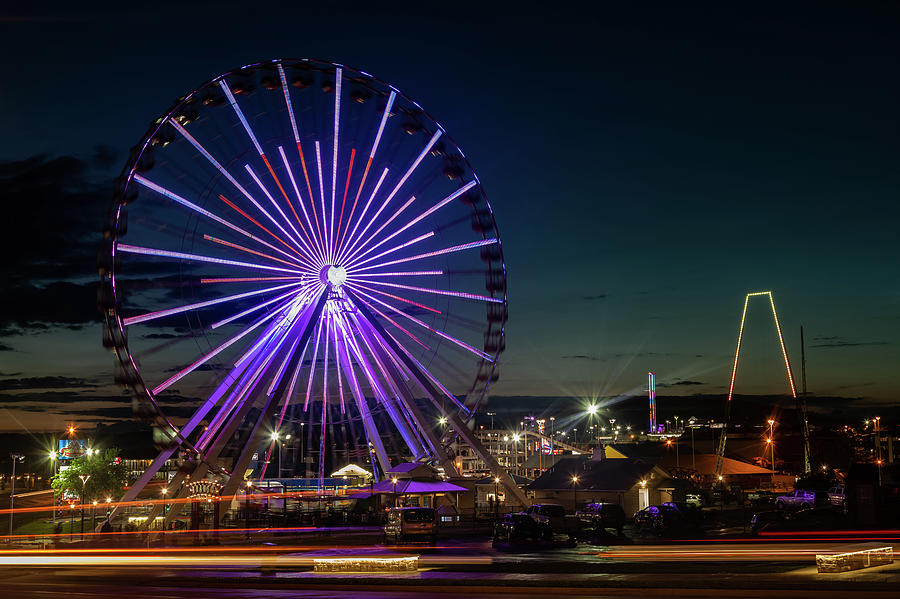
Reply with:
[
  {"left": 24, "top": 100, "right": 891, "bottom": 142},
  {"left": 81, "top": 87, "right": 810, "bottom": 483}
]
[{"left": 51, "top": 448, "right": 130, "bottom": 503}]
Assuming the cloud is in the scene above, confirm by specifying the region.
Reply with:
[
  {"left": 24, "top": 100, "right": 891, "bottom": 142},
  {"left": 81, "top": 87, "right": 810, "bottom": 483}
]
[
  {"left": 561, "top": 354, "right": 599, "bottom": 361},
  {"left": 0, "top": 376, "right": 99, "bottom": 391},
  {"left": 811, "top": 340, "right": 889, "bottom": 348},
  {"left": 0, "top": 342, "right": 13, "bottom": 351},
  {"left": 672, "top": 380, "right": 704, "bottom": 386},
  {"left": 582, "top": 295, "right": 607, "bottom": 301}
]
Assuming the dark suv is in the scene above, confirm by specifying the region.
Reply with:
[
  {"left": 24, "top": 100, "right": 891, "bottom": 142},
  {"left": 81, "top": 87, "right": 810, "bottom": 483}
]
[{"left": 575, "top": 502, "right": 626, "bottom": 535}]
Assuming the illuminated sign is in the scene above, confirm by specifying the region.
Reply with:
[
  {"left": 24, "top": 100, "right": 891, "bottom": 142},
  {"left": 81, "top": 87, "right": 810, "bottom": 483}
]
[{"left": 58, "top": 439, "right": 86, "bottom": 460}]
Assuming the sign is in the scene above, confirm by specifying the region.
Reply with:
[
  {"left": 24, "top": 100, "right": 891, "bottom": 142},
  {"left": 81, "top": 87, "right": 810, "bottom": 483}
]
[
  {"left": 58, "top": 439, "right": 86, "bottom": 460},
  {"left": 541, "top": 438, "right": 552, "bottom": 455}
]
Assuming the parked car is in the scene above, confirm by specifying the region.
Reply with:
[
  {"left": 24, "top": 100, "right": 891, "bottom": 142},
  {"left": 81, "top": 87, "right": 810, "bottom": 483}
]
[
  {"left": 493, "top": 513, "right": 551, "bottom": 543},
  {"left": 749, "top": 510, "right": 783, "bottom": 534},
  {"left": 684, "top": 492, "right": 705, "bottom": 508},
  {"left": 827, "top": 486, "right": 846, "bottom": 509},
  {"left": 575, "top": 503, "right": 626, "bottom": 535},
  {"left": 523, "top": 504, "right": 581, "bottom": 539},
  {"left": 662, "top": 502, "right": 703, "bottom": 528},
  {"left": 633, "top": 504, "right": 681, "bottom": 535},
  {"left": 774, "top": 490, "right": 828, "bottom": 512},
  {"left": 747, "top": 490, "right": 776, "bottom": 509},
  {"left": 383, "top": 507, "right": 436, "bottom": 544},
  {"left": 753, "top": 507, "right": 844, "bottom": 534}
]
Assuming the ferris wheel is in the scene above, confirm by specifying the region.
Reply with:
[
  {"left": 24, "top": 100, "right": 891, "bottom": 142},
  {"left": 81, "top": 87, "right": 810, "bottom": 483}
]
[{"left": 99, "top": 58, "right": 523, "bottom": 516}]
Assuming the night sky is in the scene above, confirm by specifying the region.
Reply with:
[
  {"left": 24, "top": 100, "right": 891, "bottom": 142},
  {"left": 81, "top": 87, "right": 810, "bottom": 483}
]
[{"left": 1, "top": 2, "right": 898, "bottom": 433}]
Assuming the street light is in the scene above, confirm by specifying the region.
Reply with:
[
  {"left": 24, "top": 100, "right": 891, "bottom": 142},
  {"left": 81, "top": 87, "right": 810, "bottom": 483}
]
[
  {"left": 493, "top": 476, "right": 501, "bottom": 520},
  {"left": 8, "top": 453, "right": 25, "bottom": 537},
  {"left": 78, "top": 474, "right": 91, "bottom": 540},
  {"left": 392, "top": 477, "right": 399, "bottom": 508},
  {"left": 767, "top": 419, "right": 776, "bottom": 487},
  {"left": 571, "top": 475, "right": 579, "bottom": 512}
]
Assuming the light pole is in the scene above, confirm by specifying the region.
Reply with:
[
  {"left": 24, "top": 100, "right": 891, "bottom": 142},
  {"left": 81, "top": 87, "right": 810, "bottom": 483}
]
[
  {"left": 550, "top": 417, "right": 556, "bottom": 456},
  {"left": 487, "top": 412, "right": 496, "bottom": 457},
  {"left": 493, "top": 476, "right": 500, "bottom": 520},
  {"left": 767, "top": 419, "right": 775, "bottom": 487},
  {"left": 8, "top": 453, "right": 25, "bottom": 537},
  {"left": 78, "top": 474, "right": 91, "bottom": 541},
  {"left": 284, "top": 434, "right": 292, "bottom": 478},
  {"left": 587, "top": 404, "right": 598, "bottom": 447},
  {"left": 571, "top": 475, "right": 579, "bottom": 512},
  {"left": 391, "top": 477, "right": 399, "bottom": 509},
  {"left": 271, "top": 431, "right": 281, "bottom": 479},
  {"left": 161, "top": 488, "right": 168, "bottom": 531},
  {"left": 48, "top": 451, "right": 58, "bottom": 524},
  {"left": 512, "top": 434, "right": 521, "bottom": 475},
  {"left": 689, "top": 418, "right": 696, "bottom": 471},
  {"left": 874, "top": 416, "right": 882, "bottom": 486}
]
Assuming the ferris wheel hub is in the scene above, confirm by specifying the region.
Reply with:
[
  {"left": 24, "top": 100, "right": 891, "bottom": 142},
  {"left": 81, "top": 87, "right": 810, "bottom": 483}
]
[{"left": 323, "top": 265, "right": 347, "bottom": 287}]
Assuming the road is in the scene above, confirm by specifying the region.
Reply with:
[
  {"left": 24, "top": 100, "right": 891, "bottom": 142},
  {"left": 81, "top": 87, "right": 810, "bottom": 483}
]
[{"left": 1, "top": 538, "right": 898, "bottom": 597}]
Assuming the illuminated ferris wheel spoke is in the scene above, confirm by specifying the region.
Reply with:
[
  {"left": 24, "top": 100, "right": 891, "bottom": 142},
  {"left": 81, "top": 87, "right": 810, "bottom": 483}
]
[
  {"left": 347, "top": 287, "right": 493, "bottom": 361},
  {"left": 337, "top": 90, "right": 396, "bottom": 252},
  {"left": 346, "top": 270, "right": 442, "bottom": 278},
  {"left": 336, "top": 334, "right": 389, "bottom": 472},
  {"left": 313, "top": 141, "right": 330, "bottom": 262},
  {"left": 344, "top": 180, "right": 479, "bottom": 267},
  {"left": 336, "top": 195, "right": 416, "bottom": 267},
  {"left": 337, "top": 165, "right": 390, "bottom": 260},
  {"left": 346, "top": 279, "right": 441, "bottom": 314},
  {"left": 347, "top": 322, "right": 427, "bottom": 459},
  {"left": 303, "top": 321, "right": 324, "bottom": 411},
  {"left": 335, "top": 148, "right": 356, "bottom": 250},
  {"left": 244, "top": 164, "right": 318, "bottom": 258},
  {"left": 209, "top": 285, "right": 310, "bottom": 330},
  {"left": 360, "top": 315, "right": 470, "bottom": 415},
  {"left": 276, "top": 63, "right": 326, "bottom": 250},
  {"left": 202, "top": 233, "right": 312, "bottom": 270},
  {"left": 364, "top": 130, "right": 442, "bottom": 232},
  {"left": 132, "top": 174, "right": 288, "bottom": 260},
  {"left": 122, "top": 281, "right": 303, "bottom": 327},
  {"left": 353, "top": 237, "right": 499, "bottom": 273},
  {"left": 330, "top": 68, "right": 342, "bottom": 263},
  {"left": 199, "top": 309, "right": 302, "bottom": 451},
  {"left": 276, "top": 146, "right": 328, "bottom": 264},
  {"left": 354, "top": 279, "right": 503, "bottom": 304},
  {"left": 216, "top": 193, "right": 307, "bottom": 262},
  {"left": 151, "top": 306, "right": 285, "bottom": 395},
  {"left": 168, "top": 119, "right": 308, "bottom": 257},
  {"left": 201, "top": 276, "right": 299, "bottom": 284},
  {"left": 116, "top": 244, "right": 303, "bottom": 275},
  {"left": 344, "top": 231, "right": 434, "bottom": 270}
]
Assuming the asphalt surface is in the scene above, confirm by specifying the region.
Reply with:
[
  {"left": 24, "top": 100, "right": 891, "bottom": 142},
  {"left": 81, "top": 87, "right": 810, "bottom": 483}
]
[{"left": 1, "top": 537, "right": 898, "bottom": 597}]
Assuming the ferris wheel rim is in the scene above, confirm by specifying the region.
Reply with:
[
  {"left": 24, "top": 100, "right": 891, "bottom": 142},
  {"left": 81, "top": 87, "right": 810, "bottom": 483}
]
[{"left": 101, "top": 58, "right": 507, "bottom": 461}]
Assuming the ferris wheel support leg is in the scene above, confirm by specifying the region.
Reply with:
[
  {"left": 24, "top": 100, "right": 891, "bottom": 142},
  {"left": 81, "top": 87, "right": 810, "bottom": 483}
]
[
  {"left": 213, "top": 290, "right": 329, "bottom": 525},
  {"left": 336, "top": 336, "right": 391, "bottom": 476},
  {"left": 357, "top": 323, "right": 459, "bottom": 478}
]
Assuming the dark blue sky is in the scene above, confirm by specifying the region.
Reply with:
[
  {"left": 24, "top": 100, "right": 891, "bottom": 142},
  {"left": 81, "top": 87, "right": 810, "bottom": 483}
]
[{"left": 1, "top": 1, "right": 897, "bottom": 431}]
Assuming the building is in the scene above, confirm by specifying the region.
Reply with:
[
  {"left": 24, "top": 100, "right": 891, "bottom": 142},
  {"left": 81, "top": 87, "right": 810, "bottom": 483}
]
[{"left": 527, "top": 456, "right": 676, "bottom": 515}]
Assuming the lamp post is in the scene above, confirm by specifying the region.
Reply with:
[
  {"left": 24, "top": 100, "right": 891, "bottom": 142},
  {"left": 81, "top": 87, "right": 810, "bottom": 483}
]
[
  {"left": 688, "top": 418, "right": 696, "bottom": 472},
  {"left": 767, "top": 419, "right": 775, "bottom": 488},
  {"left": 550, "top": 417, "right": 556, "bottom": 456},
  {"left": 493, "top": 476, "right": 500, "bottom": 520},
  {"left": 391, "top": 477, "right": 399, "bottom": 509},
  {"left": 587, "top": 404, "right": 598, "bottom": 447},
  {"left": 8, "top": 453, "right": 25, "bottom": 537},
  {"left": 78, "top": 474, "right": 91, "bottom": 541},
  {"left": 874, "top": 416, "right": 882, "bottom": 486},
  {"left": 512, "top": 434, "right": 521, "bottom": 475},
  {"left": 271, "top": 431, "right": 281, "bottom": 479},
  {"left": 571, "top": 475, "right": 579, "bottom": 513}
]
